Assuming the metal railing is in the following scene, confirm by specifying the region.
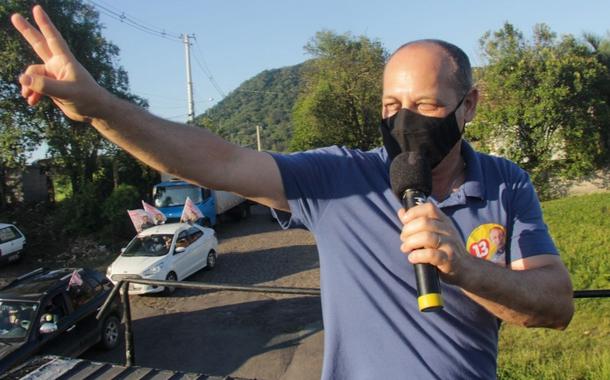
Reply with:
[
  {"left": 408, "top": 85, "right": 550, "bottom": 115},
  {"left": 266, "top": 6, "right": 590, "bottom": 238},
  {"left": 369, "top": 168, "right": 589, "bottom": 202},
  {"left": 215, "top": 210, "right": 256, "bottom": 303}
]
[
  {"left": 97, "top": 278, "right": 609, "bottom": 367},
  {"left": 96, "top": 278, "right": 321, "bottom": 367}
]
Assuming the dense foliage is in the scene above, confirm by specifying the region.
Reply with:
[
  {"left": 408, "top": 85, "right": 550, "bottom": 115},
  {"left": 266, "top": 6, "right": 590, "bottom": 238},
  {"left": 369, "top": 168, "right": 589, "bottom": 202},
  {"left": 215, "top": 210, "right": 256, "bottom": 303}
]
[
  {"left": 467, "top": 23, "right": 610, "bottom": 199},
  {"left": 0, "top": 0, "right": 159, "bottom": 237},
  {"left": 290, "top": 31, "right": 387, "bottom": 151},
  {"left": 197, "top": 64, "right": 305, "bottom": 152}
]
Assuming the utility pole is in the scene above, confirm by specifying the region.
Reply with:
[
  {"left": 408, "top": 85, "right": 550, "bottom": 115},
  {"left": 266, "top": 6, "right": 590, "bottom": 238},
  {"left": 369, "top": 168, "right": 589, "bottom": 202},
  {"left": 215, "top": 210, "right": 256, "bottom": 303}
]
[
  {"left": 256, "top": 125, "right": 262, "bottom": 151},
  {"left": 183, "top": 33, "right": 195, "bottom": 123}
]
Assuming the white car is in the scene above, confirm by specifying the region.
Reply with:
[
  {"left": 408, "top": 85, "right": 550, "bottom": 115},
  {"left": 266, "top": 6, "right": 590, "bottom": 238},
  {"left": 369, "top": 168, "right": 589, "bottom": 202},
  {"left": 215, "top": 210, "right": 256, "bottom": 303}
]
[
  {"left": 0, "top": 223, "right": 26, "bottom": 265},
  {"left": 106, "top": 223, "right": 218, "bottom": 295}
]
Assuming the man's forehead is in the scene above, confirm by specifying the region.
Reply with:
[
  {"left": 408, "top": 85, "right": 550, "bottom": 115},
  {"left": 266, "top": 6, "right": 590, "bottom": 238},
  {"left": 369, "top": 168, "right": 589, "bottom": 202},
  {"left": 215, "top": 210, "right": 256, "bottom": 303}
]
[
  {"left": 383, "top": 43, "right": 457, "bottom": 99},
  {"left": 386, "top": 43, "right": 453, "bottom": 75}
]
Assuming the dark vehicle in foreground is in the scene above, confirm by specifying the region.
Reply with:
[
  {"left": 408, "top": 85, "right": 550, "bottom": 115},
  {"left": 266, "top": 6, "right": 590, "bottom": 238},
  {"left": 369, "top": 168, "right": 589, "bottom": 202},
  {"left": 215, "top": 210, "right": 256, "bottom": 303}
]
[{"left": 0, "top": 268, "right": 122, "bottom": 373}]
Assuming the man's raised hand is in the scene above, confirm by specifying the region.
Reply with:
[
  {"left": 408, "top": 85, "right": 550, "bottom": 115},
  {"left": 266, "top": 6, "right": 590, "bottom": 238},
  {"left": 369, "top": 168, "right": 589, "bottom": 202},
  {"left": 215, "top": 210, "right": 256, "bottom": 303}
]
[{"left": 11, "top": 5, "right": 106, "bottom": 122}]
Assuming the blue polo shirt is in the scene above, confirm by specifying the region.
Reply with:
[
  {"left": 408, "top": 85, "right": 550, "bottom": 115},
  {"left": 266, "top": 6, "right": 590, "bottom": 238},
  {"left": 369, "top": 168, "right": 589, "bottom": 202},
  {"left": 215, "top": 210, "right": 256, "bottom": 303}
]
[{"left": 270, "top": 141, "right": 557, "bottom": 380}]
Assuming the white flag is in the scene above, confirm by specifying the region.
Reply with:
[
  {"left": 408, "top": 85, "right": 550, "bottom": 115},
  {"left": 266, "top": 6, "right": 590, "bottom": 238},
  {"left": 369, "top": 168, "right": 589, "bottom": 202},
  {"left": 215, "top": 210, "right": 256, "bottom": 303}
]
[
  {"left": 127, "top": 209, "right": 154, "bottom": 233},
  {"left": 180, "top": 197, "right": 204, "bottom": 223},
  {"left": 142, "top": 200, "right": 166, "bottom": 225},
  {"left": 67, "top": 270, "right": 83, "bottom": 290}
]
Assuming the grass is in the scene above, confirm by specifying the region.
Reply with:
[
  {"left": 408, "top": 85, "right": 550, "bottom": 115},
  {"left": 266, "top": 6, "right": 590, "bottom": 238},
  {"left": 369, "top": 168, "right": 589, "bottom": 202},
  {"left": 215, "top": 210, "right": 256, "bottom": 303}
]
[{"left": 497, "top": 192, "right": 610, "bottom": 379}]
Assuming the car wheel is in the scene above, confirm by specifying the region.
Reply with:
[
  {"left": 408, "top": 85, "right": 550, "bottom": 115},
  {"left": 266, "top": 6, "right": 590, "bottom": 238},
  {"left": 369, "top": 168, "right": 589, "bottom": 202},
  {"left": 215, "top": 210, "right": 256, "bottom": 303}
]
[
  {"left": 99, "top": 315, "right": 120, "bottom": 350},
  {"left": 206, "top": 250, "right": 217, "bottom": 270},
  {"left": 164, "top": 271, "right": 177, "bottom": 295}
]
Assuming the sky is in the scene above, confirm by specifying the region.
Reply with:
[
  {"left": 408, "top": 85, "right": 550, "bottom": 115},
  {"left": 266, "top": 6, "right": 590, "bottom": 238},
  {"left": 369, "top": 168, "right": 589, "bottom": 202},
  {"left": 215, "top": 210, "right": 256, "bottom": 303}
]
[
  {"left": 82, "top": 0, "right": 610, "bottom": 122},
  {"left": 26, "top": 0, "right": 610, "bottom": 160}
]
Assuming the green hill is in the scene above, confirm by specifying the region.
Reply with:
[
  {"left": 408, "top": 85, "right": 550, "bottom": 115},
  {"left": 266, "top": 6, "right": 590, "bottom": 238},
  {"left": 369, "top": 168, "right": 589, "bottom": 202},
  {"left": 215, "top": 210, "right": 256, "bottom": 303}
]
[{"left": 196, "top": 62, "right": 308, "bottom": 152}]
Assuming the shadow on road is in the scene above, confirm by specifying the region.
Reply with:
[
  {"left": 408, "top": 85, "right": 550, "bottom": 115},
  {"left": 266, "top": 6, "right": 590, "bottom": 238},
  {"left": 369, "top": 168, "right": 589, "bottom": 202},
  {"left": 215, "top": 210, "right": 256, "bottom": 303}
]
[
  {"left": 158, "top": 243, "right": 319, "bottom": 299},
  {"left": 83, "top": 296, "right": 323, "bottom": 377},
  {"left": 214, "top": 204, "right": 283, "bottom": 239}
]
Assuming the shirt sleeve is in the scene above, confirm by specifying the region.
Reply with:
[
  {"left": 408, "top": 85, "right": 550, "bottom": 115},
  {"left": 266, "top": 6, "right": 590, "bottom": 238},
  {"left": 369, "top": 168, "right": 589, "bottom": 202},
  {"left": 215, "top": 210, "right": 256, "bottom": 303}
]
[
  {"left": 507, "top": 169, "right": 558, "bottom": 262},
  {"left": 269, "top": 146, "right": 346, "bottom": 231}
]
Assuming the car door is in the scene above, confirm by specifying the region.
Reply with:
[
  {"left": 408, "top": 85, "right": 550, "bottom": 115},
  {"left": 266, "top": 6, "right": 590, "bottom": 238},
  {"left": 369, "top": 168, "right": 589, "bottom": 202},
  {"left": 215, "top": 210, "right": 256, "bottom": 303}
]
[
  {"left": 0, "top": 226, "right": 23, "bottom": 259},
  {"left": 64, "top": 279, "right": 101, "bottom": 355},
  {"left": 185, "top": 227, "right": 206, "bottom": 274},
  {"left": 172, "top": 230, "right": 190, "bottom": 279},
  {"left": 38, "top": 292, "right": 81, "bottom": 357}
]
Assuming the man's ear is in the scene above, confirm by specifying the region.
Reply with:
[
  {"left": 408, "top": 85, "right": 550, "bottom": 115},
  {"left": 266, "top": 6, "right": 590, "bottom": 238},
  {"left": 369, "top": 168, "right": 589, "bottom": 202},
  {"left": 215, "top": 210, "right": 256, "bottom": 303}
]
[{"left": 463, "top": 88, "right": 479, "bottom": 123}]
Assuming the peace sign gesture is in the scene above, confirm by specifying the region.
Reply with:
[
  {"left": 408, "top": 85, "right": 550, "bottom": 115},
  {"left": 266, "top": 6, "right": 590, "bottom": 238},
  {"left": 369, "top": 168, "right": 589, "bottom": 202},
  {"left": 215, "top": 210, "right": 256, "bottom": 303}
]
[{"left": 11, "top": 5, "right": 107, "bottom": 122}]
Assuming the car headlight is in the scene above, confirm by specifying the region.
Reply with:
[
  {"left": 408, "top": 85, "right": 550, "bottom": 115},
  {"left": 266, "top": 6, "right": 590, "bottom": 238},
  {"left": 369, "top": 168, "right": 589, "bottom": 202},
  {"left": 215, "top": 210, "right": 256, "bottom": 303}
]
[{"left": 143, "top": 262, "right": 164, "bottom": 277}]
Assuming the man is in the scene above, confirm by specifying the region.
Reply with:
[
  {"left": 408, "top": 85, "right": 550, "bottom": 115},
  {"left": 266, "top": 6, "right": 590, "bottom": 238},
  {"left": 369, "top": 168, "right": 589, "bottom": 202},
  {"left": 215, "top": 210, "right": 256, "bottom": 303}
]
[{"left": 11, "top": 6, "right": 573, "bottom": 379}]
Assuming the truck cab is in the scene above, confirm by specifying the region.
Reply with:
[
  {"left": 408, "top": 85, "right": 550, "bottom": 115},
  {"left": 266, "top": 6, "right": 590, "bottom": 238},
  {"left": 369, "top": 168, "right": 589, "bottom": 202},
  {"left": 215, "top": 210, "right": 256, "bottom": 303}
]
[{"left": 152, "top": 181, "right": 215, "bottom": 225}]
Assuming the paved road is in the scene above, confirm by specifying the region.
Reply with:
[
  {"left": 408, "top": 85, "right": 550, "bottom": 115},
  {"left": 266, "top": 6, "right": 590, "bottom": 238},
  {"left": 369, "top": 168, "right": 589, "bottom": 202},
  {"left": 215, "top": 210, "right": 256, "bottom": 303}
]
[{"left": 82, "top": 205, "right": 324, "bottom": 380}]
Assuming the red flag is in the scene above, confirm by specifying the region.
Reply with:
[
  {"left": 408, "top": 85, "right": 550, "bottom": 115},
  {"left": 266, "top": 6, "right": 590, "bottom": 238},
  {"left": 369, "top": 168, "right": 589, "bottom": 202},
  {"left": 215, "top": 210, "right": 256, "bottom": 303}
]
[
  {"left": 67, "top": 270, "right": 83, "bottom": 290},
  {"left": 142, "top": 200, "right": 167, "bottom": 225},
  {"left": 180, "top": 196, "right": 204, "bottom": 223},
  {"left": 128, "top": 209, "right": 154, "bottom": 233}
]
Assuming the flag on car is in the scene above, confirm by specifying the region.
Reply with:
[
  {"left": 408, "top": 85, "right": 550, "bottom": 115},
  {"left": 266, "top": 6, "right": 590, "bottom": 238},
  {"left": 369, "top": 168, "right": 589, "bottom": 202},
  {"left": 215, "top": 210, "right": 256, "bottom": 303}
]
[
  {"left": 67, "top": 270, "right": 83, "bottom": 290},
  {"left": 180, "top": 196, "right": 204, "bottom": 223},
  {"left": 142, "top": 200, "right": 167, "bottom": 225},
  {"left": 128, "top": 209, "right": 154, "bottom": 233}
]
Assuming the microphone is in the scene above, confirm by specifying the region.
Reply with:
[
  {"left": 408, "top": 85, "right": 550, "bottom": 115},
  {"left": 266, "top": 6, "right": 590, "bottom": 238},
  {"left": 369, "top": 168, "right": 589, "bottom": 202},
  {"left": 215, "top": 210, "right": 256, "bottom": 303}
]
[{"left": 390, "top": 152, "right": 443, "bottom": 312}]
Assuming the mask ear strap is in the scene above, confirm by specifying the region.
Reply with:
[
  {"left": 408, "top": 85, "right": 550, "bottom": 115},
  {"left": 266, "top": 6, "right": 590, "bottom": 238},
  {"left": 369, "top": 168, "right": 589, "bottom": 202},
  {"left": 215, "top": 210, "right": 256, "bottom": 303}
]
[{"left": 454, "top": 90, "right": 469, "bottom": 111}]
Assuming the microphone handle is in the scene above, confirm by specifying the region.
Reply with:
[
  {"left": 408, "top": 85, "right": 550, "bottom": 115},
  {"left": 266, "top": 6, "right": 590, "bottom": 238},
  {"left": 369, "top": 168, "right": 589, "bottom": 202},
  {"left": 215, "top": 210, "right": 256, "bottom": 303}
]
[{"left": 402, "top": 189, "right": 443, "bottom": 312}]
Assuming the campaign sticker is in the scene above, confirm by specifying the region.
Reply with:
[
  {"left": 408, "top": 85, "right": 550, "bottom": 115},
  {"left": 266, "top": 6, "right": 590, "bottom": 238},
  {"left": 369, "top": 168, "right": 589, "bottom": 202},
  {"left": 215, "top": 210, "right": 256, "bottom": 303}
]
[{"left": 466, "top": 224, "right": 507, "bottom": 265}]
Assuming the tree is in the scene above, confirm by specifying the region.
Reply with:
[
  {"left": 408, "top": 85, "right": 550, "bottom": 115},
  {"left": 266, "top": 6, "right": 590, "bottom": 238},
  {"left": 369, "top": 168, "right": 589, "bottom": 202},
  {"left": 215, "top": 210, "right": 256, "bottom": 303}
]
[
  {"left": 0, "top": 0, "right": 147, "bottom": 204},
  {"left": 290, "top": 31, "right": 387, "bottom": 151},
  {"left": 198, "top": 64, "right": 304, "bottom": 152},
  {"left": 468, "top": 23, "right": 610, "bottom": 198}
]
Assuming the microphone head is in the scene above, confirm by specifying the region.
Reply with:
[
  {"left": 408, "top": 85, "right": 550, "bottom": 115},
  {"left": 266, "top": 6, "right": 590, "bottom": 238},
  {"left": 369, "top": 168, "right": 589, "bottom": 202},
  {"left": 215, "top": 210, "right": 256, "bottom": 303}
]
[{"left": 390, "top": 152, "right": 432, "bottom": 197}]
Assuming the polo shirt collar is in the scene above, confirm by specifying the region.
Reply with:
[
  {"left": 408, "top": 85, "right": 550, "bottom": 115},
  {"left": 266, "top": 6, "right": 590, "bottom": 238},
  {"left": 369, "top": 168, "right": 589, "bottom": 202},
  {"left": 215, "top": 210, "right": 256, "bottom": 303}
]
[
  {"left": 461, "top": 140, "right": 485, "bottom": 200},
  {"left": 430, "top": 140, "right": 485, "bottom": 208}
]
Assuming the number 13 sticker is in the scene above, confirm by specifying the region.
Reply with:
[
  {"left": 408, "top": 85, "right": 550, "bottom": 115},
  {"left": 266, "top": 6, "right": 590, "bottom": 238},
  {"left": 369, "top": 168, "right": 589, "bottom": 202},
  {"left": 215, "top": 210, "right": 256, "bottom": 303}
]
[
  {"left": 469, "top": 239, "right": 490, "bottom": 259},
  {"left": 466, "top": 224, "right": 506, "bottom": 262}
]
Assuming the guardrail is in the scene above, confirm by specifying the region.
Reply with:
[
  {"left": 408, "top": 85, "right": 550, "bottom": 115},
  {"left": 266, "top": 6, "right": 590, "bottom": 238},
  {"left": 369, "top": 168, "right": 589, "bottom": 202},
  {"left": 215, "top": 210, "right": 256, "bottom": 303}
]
[{"left": 97, "top": 278, "right": 608, "bottom": 368}]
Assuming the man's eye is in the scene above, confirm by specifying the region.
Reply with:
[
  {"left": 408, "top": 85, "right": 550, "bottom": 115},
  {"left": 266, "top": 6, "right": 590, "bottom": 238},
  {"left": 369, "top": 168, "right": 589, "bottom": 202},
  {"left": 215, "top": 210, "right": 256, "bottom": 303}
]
[
  {"left": 417, "top": 103, "right": 438, "bottom": 112},
  {"left": 385, "top": 103, "right": 400, "bottom": 111}
]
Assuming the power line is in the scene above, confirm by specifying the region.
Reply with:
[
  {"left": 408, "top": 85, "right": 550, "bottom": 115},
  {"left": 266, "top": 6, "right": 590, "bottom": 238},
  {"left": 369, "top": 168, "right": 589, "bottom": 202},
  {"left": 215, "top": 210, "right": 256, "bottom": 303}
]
[
  {"left": 192, "top": 39, "right": 227, "bottom": 98},
  {"left": 164, "top": 113, "right": 190, "bottom": 120},
  {"left": 86, "top": 0, "right": 182, "bottom": 42}
]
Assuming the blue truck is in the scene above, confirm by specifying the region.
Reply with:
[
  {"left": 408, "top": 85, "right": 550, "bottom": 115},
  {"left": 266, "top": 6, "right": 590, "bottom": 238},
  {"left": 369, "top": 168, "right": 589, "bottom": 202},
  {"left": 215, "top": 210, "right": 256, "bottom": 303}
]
[{"left": 152, "top": 180, "right": 250, "bottom": 226}]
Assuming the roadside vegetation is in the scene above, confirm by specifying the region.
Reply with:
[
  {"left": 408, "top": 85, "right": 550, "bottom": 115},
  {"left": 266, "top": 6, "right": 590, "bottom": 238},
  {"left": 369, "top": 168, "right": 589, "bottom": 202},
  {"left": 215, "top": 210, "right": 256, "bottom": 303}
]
[{"left": 498, "top": 192, "right": 610, "bottom": 379}]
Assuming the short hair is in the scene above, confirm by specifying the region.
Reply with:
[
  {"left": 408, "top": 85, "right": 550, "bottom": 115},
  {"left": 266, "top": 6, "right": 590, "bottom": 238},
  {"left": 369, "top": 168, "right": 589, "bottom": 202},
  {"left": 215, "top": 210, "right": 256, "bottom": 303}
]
[{"left": 391, "top": 39, "right": 473, "bottom": 97}]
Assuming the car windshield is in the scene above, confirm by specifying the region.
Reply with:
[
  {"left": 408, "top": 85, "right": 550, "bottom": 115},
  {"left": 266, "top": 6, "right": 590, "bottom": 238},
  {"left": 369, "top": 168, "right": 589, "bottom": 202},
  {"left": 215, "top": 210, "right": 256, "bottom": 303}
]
[
  {"left": 0, "top": 300, "right": 38, "bottom": 341},
  {"left": 153, "top": 185, "right": 202, "bottom": 207},
  {"left": 122, "top": 234, "right": 174, "bottom": 257}
]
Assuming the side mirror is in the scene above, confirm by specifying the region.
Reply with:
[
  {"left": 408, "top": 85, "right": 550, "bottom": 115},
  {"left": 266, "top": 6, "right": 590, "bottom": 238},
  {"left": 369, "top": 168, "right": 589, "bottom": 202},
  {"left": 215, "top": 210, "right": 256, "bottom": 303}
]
[
  {"left": 121, "top": 247, "right": 126, "bottom": 253},
  {"left": 39, "top": 322, "right": 58, "bottom": 334},
  {"left": 174, "top": 246, "right": 186, "bottom": 254}
]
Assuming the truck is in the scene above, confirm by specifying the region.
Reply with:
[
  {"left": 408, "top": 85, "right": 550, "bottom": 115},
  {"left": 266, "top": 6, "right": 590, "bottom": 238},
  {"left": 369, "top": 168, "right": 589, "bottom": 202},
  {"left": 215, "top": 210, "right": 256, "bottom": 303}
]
[{"left": 152, "top": 179, "right": 250, "bottom": 226}]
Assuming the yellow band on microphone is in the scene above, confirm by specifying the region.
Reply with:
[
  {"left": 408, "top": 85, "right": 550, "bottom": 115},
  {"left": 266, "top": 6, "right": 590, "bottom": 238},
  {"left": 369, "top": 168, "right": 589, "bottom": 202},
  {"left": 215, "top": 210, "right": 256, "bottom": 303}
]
[{"left": 418, "top": 293, "right": 443, "bottom": 312}]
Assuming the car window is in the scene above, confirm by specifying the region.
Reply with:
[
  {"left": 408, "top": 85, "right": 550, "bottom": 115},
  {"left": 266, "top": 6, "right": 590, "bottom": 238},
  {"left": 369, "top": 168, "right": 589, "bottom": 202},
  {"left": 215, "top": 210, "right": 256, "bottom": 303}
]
[
  {"left": 67, "top": 280, "right": 95, "bottom": 311},
  {"left": 123, "top": 234, "right": 173, "bottom": 257},
  {"left": 187, "top": 227, "right": 203, "bottom": 243},
  {"left": 40, "top": 293, "right": 68, "bottom": 325},
  {"left": 89, "top": 270, "right": 113, "bottom": 290},
  {"left": 84, "top": 276, "right": 103, "bottom": 294},
  {"left": 0, "top": 301, "right": 38, "bottom": 341},
  {"left": 153, "top": 185, "right": 202, "bottom": 207},
  {"left": 0, "top": 227, "right": 22, "bottom": 243},
  {"left": 175, "top": 230, "right": 190, "bottom": 249}
]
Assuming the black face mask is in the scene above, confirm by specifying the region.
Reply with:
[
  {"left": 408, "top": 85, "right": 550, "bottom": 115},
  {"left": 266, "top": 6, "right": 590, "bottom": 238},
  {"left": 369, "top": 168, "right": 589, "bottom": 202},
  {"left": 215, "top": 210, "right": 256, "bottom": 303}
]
[{"left": 380, "top": 95, "right": 466, "bottom": 168}]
